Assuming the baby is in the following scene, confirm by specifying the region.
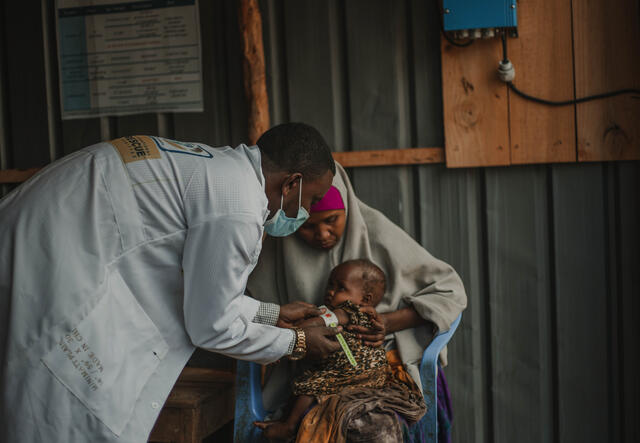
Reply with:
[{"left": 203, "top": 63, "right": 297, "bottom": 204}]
[{"left": 255, "top": 258, "right": 388, "bottom": 440}]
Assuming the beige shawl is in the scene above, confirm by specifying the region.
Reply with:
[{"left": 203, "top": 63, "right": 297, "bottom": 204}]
[{"left": 247, "top": 163, "right": 467, "bottom": 411}]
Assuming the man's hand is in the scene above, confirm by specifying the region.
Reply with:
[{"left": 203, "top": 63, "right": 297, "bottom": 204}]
[
  {"left": 303, "top": 325, "right": 342, "bottom": 360},
  {"left": 277, "top": 301, "right": 323, "bottom": 328},
  {"left": 346, "top": 306, "right": 386, "bottom": 347}
]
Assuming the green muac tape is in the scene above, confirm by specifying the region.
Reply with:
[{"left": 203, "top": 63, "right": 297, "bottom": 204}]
[{"left": 329, "top": 322, "right": 357, "bottom": 367}]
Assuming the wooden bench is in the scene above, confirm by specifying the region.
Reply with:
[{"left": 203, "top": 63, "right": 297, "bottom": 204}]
[{"left": 149, "top": 368, "right": 235, "bottom": 443}]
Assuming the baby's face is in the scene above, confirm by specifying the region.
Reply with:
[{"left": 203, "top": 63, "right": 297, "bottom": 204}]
[{"left": 324, "top": 263, "right": 368, "bottom": 309}]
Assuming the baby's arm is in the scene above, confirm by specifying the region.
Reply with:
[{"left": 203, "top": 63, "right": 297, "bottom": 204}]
[{"left": 293, "top": 306, "right": 350, "bottom": 328}]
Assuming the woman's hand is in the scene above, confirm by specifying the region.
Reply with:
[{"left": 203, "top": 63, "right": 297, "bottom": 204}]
[{"left": 347, "top": 306, "right": 386, "bottom": 347}]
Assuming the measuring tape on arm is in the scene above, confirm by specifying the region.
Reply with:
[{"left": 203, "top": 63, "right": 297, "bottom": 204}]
[{"left": 318, "top": 305, "right": 357, "bottom": 367}]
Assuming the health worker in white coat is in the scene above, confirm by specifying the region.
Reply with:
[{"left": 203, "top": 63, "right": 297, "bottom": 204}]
[{"left": 0, "top": 122, "right": 342, "bottom": 443}]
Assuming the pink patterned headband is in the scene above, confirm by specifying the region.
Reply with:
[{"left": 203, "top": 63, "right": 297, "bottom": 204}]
[{"left": 310, "top": 186, "right": 345, "bottom": 213}]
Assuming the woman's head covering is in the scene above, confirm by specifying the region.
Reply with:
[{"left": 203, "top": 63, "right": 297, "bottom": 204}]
[
  {"left": 310, "top": 186, "right": 345, "bottom": 213},
  {"left": 247, "top": 163, "right": 466, "bottom": 410}
]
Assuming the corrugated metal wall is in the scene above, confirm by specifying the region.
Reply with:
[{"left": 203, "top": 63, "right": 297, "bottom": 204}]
[{"left": 1, "top": 1, "right": 638, "bottom": 442}]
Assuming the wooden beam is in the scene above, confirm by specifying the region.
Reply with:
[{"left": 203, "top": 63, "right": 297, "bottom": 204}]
[
  {"left": 0, "top": 168, "right": 40, "bottom": 184},
  {"left": 0, "top": 148, "right": 445, "bottom": 185},
  {"left": 177, "top": 367, "right": 235, "bottom": 385},
  {"left": 332, "top": 147, "right": 444, "bottom": 167},
  {"left": 239, "top": 0, "right": 270, "bottom": 145}
]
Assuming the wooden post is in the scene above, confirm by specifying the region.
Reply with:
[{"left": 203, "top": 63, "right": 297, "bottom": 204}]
[{"left": 238, "top": 0, "right": 270, "bottom": 145}]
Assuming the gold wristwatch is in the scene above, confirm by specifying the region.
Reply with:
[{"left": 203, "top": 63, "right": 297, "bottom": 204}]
[{"left": 289, "top": 328, "right": 307, "bottom": 360}]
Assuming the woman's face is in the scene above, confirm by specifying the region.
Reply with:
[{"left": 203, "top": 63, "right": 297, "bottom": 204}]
[{"left": 296, "top": 209, "right": 346, "bottom": 250}]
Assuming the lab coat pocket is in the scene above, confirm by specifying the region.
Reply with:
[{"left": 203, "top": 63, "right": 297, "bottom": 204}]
[{"left": 41, "top": 270, "right": 169, "bottom": 436}]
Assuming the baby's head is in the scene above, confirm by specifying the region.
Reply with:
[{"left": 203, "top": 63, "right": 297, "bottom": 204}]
[{"left": 324, "top": 259, "right": 386, "bottom": 309}]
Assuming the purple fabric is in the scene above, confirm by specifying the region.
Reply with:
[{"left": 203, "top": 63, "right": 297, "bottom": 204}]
[
  {"left": 310, "top": 185, "right": 345, "bottom": 213},
  {"left": 436, "top": 365, "right": 453, "bottom": 443}
]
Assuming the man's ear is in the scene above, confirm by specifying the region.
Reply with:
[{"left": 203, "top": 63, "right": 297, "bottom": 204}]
[
  {"left": 281, "top": 172, "right": 302, "bottom": 198},
  {"left": 362, "top": 292, "right": 372, "bottom": 305}
]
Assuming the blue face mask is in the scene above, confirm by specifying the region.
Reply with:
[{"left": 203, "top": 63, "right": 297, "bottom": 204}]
[{"left": 264, "top": 177, "right": 310, "bottom": 237}]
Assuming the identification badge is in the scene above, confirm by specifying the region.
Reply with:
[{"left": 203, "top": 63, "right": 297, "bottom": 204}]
[{"left": 110, "top": 135, "right": 161, "bottom": 163}]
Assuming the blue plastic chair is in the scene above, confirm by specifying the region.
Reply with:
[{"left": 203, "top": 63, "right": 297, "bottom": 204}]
[{"left": 233, "top": 314, "right": 462, "bottom": 442}]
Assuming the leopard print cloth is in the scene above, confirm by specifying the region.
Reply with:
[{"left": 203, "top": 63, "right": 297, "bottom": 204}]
[{"left": 292, "top": 301, "right": 388, "bottom": 396}]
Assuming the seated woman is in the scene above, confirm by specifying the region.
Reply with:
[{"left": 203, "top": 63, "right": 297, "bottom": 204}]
[
  {"left": 247, "top": 164, "right": 467, "bottom": 441},
  {"left": 255, "top": 259, "right": 426, "bottom": 440}
]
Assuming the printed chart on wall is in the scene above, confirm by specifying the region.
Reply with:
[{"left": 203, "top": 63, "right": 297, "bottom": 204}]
[{"left": 56, "top": 0, "right": 204, "bottom": 119}]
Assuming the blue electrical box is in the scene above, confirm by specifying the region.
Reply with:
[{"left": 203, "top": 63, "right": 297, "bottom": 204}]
[{"left": 442, "top": 0, "right": 517, "bottom": 32}]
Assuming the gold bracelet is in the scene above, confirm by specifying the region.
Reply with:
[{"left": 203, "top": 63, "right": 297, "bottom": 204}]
[{"left": 289, "top": 328, "right": 307, "bottom": 360}]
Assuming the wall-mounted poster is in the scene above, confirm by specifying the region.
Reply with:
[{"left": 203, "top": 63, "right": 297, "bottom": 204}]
[{"left": 56, "top": 0, "right": 203, "bottom": 119}]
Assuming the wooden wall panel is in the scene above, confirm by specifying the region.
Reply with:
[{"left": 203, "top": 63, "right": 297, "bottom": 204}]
[
  {"left": 509, "top": 0, "right": 576, "bottom": 164},
  {"left": 485, "top": 167, "right": 554, "bottom": 443},
  {"left": 573, "top": 0, "right": 640, "bottom": 161},
  {"left": 441, "top": 0, "right": 639, "bottom": 166},
  {"left": 442, "top": 38, "right": 510, "bottom": 167}
]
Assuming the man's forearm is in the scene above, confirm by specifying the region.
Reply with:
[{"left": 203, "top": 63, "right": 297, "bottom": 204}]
[
  {"left": 252, "top": 302, "right": 296, "bottom": 355},
  {"left": 252, "top": 302, "right": 280, "bottom": 326}
]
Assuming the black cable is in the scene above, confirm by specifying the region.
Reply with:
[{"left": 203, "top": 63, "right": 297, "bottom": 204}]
[
  {"left": 501, "top": 33, "right": 508, "bottom": 63},
  {"left": 507, "top": 83, "right": 640, "bottom": 106},
  {"left": 501, "top": 35, "right": 640, "bottom": 106},
  {"left": 437, "top": 1, "right": 474, "bottom": 47},
  {"left": 441, "top": 29, "right": 474, "bottom": 48}
]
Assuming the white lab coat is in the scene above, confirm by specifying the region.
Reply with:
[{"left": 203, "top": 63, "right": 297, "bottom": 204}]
[{"left": 0, "top": 136, "right": 292, "bottom": 443}]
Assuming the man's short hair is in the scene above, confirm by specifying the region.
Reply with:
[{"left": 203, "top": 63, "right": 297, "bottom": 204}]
[{"left": 257, "top": 122, "right": 336, "bottom": 180}]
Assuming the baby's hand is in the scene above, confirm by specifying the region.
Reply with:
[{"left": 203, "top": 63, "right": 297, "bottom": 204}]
[
  {"left": 347, "top": 306, "right": 386, "bottom": 347},
  {"left": 331, "top": 307, "right": 351, "bottom": 326}
]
